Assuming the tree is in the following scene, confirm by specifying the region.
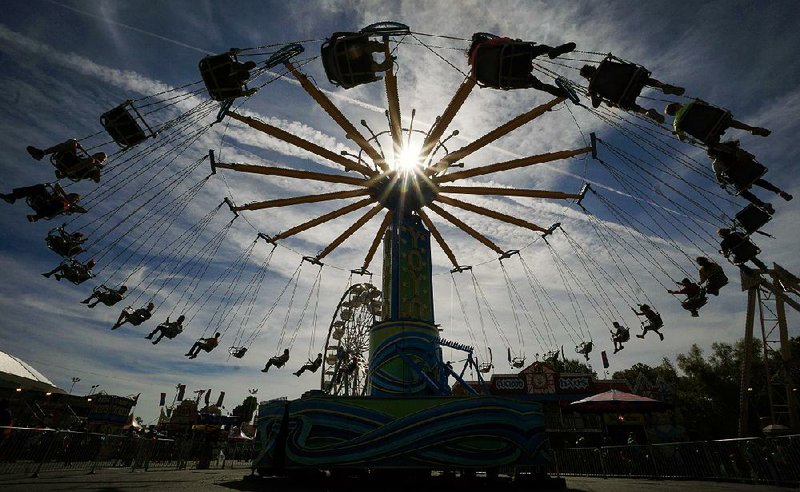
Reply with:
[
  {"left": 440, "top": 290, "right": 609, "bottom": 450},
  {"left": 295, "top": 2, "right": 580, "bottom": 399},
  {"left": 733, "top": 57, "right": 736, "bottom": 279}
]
[{"left": 231, "top": 396, "right": 258, "bottom": 424}]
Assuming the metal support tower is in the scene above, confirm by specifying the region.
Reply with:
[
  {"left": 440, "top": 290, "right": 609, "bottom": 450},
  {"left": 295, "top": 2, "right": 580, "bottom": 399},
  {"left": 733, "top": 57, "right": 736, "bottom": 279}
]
[{"left": 738, "top": 263, "right": 800, "bottom": 436}]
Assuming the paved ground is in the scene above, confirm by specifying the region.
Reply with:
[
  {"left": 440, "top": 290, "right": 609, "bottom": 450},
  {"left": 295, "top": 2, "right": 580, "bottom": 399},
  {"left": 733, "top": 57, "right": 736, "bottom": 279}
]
[{"left": 0, "top": 468, "right": 796, "bottom": 491}]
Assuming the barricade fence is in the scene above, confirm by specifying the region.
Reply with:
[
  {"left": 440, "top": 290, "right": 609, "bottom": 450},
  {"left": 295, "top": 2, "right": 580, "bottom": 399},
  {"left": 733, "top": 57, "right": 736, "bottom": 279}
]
[
  {"left": 0, "top": 427, "right": 255, "bottom": 477},
  {"left": 550, "top": 435, "right": 800, "bottom": 485},
  {"left": 2, "top": 427, "right": 799, "bottom": 484}
]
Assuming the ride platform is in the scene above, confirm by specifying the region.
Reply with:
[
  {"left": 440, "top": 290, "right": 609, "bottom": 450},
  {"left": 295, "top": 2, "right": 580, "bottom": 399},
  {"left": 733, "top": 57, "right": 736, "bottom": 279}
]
[{"left": 253, "top": 394, "right": 549, "bottom": 474}]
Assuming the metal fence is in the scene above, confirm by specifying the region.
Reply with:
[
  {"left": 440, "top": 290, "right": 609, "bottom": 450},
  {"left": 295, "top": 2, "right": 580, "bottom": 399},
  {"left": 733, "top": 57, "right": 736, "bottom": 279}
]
[
  {"left": 0, "top": 427, "right": 255, "bottom": 478},
  {"left": 4, "top": 426, "right": 800, "bottom": 485},
  {"left": 550, "top": 435, "right": 800, "bottom": 485}
]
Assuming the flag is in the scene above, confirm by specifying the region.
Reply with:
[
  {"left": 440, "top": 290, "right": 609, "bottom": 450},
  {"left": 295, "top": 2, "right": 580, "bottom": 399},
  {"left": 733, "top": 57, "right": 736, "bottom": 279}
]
[
  {"left": 216, "top": 391, "right": 225, "bottom": 408},
  {"left": 177, "top": 384, "right": 186, "bottom": 401},
  {"left": 601, "top": 351, "right": 609, "bottom": 369},
  {"left": 204, "top": 388, "right": 211, "bottom": 405},
  {"left": 159, "top": 392, "right": 166, "bottom": 407}
]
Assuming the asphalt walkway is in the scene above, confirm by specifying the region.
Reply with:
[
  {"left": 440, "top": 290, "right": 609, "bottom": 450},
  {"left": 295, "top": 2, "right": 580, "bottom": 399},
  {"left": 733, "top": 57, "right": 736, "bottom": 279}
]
[{"left": 0, "top": 468, "right": 796, "bottom": 491}]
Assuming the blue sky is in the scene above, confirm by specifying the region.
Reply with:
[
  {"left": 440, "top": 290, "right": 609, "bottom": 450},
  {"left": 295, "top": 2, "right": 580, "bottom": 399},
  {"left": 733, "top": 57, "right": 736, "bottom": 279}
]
[{"left": 0, "top": 0, "right": 798, "bottom": 424}]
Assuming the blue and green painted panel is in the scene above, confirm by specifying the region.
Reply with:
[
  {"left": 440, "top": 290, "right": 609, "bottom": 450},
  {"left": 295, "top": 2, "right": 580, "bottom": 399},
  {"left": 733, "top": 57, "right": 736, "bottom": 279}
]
[
  {"left": 254, "top": 395, "right": 550, "bottom": 470},
  {"left": 368, "top": 320, "right": 445, "bottom": 396}
]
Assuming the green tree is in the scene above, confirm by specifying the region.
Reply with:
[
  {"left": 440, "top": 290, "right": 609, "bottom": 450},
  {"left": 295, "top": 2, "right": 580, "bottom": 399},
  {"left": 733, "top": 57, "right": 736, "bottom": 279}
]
[{"left": 231, "top": 396, "right": 258, "bottom": 424}]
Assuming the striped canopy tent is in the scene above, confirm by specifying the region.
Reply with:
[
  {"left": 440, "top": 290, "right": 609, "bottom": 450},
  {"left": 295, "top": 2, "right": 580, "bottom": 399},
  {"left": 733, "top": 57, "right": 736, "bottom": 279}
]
[{"left": 569, "top": 389, "right": 669, "bottom": 413}]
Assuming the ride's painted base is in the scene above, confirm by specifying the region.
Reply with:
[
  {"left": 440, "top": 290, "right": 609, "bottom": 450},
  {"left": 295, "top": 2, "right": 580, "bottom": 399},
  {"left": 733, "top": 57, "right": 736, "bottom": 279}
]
[{"left": 253, "top": 395, "right": 549, "bottom": 471}]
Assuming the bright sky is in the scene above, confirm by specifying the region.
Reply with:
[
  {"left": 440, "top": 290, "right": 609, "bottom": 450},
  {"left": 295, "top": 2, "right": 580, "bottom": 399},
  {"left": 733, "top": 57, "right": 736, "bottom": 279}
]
[{"left": 0, "top": 0, "right": 798, "bottom": 424}]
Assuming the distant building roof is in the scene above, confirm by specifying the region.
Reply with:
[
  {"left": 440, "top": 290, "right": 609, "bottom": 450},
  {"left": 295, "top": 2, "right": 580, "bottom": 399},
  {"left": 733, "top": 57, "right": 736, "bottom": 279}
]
[{"left": 0, "top": 350, "right": 61, "bottom": 392}]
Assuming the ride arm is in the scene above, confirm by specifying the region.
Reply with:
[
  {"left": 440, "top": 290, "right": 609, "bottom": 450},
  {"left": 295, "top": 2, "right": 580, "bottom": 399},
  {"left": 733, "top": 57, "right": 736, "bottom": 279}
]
[
  {"left": 435, "top": 146, "right": 592, "bottom": 184},
  {"left": 426, "top": 203, "right": 504, "bottom": 254},
  {"left": 284, "top": 62, "right": 388, "bottom": 172},
  {"left": 226, "top": 111, "right": 377, "bottom": 177},
  {"left": 234, "top": 189, "right": 371, "bottom": 211},
  {"left": 426, "top": 97, "right": 565, "bottom": 175}
]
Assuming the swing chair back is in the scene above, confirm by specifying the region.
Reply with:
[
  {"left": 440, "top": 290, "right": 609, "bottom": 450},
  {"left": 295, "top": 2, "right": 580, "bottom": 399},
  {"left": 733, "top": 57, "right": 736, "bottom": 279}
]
[{"left": 589, "top": 56, "right": 650, "bottom": 108}]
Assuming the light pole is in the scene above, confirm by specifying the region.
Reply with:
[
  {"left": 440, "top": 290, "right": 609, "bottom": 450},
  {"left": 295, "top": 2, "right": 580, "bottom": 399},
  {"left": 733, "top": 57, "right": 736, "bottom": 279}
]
[
  {"left": 89, "top": 384, "right": 99, "bottom": 396},
  {"left": 69, "top": 377, "right": 80, "bottom": 394}
]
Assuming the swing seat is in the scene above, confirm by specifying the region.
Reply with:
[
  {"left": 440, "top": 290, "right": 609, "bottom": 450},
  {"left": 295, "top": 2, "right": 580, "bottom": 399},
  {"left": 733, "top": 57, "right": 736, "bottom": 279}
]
[
  {"left": 199, "top": 52, "right": 253, "bottom": 101},
  {"left": 613, "top": 331, "right": 630, "bottom": 343},
  {"left": 159, "top": 323, "right": 183, "bottom": 339},
  {"left": 321, "top": 32, "right": 388, "bottom": 89},
  {"left": 471, "top": 37, "right": 538, "bottom": 90},
  {"left": 478, "top": 362, "right": 493, "bottom": 373},
  {"left": 340, "top": 309, "right": 352, "bottom": 320},
  {"left": 681, "top": 293, "right": 708, "bottom": 311},
  {"left": 65, "top": 268, "right": 93, "bottom": 285},
  {"left": 589, "top": 57, "right": 650, "bottom": 108},
  {"left": 735, "top": 203, "right": 772, "bottom": 234},
  {"left": 101, "top": 102, "right": 149, "bottom": 148},
  {"left": 729, "top": 238, "right": 761, "bottom": 265},
  {"left": 510, "top": 357, "right": 526, "bottom": 369},
  {"left": 229, "top": 346, "right": 247, "bottom": 358},
  {"left": 46, "top": 232, "right": 84, "bottom": 257},
  {"left": 719, "top": 153, "right": 767, "bottom": 194},
  {"left": 332, "top": 327, "right": 344, "bottom": 340},
  {"left": 676, "top": 101, "right": 732, "bottom": 144}
]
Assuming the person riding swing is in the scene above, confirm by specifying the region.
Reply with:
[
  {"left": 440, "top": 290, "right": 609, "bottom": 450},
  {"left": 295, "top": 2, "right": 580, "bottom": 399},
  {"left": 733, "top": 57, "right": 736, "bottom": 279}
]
[
  {"left": 0, "top": 182, "right": 86, "bottom": 222},
  {"left": 261, "top": 349, "right": 290, "bottom": 373},
  {"left": 467, "top": 32, "right": 575, "bottom": 95},
  {"left": 580, "top": 56, "right": 684, "bottom": 123},
  {"left": 633, "top": 304, "right": 664, "bottom": 340},
  {"left": 27, "top": 139, "right": 107, "bottom": 183},
  {"left": 185, "top": 332, "right": 220, "bottom": 359},
  {"left": 294, "top": 353, "right": 323, "bottom": 377},
  {"left": 112, "top": 302, "right": 154, "bottom": 330},
  {"left": 575, "top": 340, "right": 593, "bottom": 361},
  {"left": 146, "top": 315, "right": 185, "bottom": 344},
  {"left": 46, "top": 224, "right": 87, "bottom": 257},
  {"left": 42, "top": 258, "right": 95, "bottom": 284},
  {"left": 696, "top": 257, "right": 728, "bottom": 296},
  {"left": 610, "top": 321, "right": 630, "bottom": 354},
  {"left": 667, "top": 278, "right": 707, "bottom": 317},
  {"left": 81, "top": 285, "right": 128, "bottom": 308}
]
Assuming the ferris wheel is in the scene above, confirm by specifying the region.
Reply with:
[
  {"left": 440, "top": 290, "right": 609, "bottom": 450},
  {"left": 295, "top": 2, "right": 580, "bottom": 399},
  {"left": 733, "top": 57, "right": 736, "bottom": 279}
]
[{"left": 321, "top": 282, "right": 382, "bottom": 396}]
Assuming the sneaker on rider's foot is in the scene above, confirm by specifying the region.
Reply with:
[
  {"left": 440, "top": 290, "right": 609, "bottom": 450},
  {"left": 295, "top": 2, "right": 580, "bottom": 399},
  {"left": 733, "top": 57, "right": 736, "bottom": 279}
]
[
  {"left": 27, "top": 146, "right": 45, "bottom": 160},
  {"left": 645, "top": 109, "right": 666, "bottom": 124},
  {"left": 751, "top": 127, "right": 771, "bottom": 137},
  {"left": 661, "top": 85, "right": 685, "bottom": 96},
  {"left": 548, "top": 42, "right": 576, "bottom": 59},
  {"left": 658, "top": 332, "right": 664, "bottom": 341},
  {"left": 0, "top": 194, "right": 14, "bottom": 204},
  {"left": 780, "top": 191, "right": 793, "bottom": 201},
  {"left": 636, "top": 334, "right": 645, "bottom": 339}
]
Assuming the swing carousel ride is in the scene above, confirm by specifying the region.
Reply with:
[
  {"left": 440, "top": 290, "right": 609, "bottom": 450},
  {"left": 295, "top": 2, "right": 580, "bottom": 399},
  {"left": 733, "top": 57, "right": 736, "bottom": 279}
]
[{"left": 6, "top": 20, "right": 799, "bottom": 474}]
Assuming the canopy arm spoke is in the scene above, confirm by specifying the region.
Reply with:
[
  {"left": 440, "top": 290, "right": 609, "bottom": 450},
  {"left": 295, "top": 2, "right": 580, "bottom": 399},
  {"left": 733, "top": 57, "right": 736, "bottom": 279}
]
[
  {"left": 361, "top": 211, "right": 393, "bottom": 271},
  {"left": 235, "top": 189, "right": 370, "bottom": 211},
  {"left": 274, "top": 198, "right": 374, "bottom": 241},
  {"left": 227, "top": 110, "right": 376, "bottom": 178},
  {"left": 215, "top": 162, "right": 369, "bottom": 186},
  {"left": 417, "top": 209, "right": 459, "bottom": 269},
  {"left": 426, "top": 97, "right": 565, "bottom": 175},
  {"left": 436, "top": 195, "right": 546, "bottom": 233},
  {"left": 285, "top": 62, "right": 388, "bottom": 172},
  {"left": 384, "top": 59, "right": 403, "bottom": 158},
  {"left": 317, "top": 204, "right": 384, "bottom": 260},
  {"left": 426, "top": 203, "right": 504, "bottom": 254},
  {"left": 419, "top": 77, "right": 477, "bottom": 162},
  {"left": 435, "top": 146, "right": 592, "bottom": 184},
  {"left": 439, "top": 185, "right": 582, "bottom": 200}
]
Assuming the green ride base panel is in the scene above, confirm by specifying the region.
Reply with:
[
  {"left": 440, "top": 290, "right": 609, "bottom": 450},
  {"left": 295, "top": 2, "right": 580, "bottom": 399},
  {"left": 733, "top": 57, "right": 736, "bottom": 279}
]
[{"left": 254, "top": 395, "right": 550, "bottom": 470}]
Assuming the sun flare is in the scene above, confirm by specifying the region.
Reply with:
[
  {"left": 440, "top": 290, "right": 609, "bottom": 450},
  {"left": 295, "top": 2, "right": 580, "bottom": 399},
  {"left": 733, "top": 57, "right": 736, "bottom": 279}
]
[{"left": 394, "top": 143, "right": 423, "bottom": 172}]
